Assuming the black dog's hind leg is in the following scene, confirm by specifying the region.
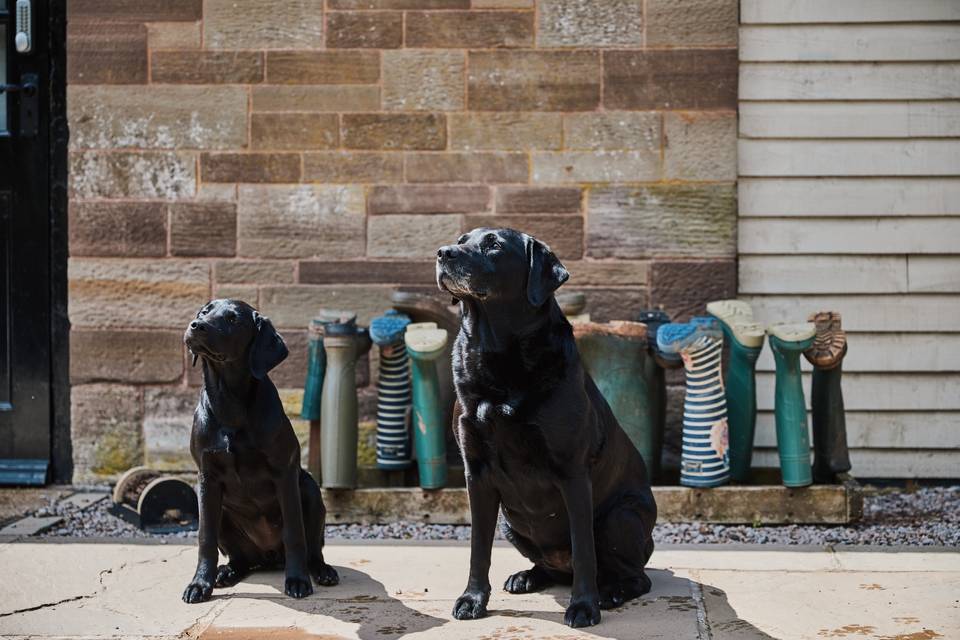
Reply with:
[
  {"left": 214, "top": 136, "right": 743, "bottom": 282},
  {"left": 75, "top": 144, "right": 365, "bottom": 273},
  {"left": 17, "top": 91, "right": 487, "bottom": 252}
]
[
  {"left": 276, "top": 467, "right": 313, "bottom": 599},
  {"left": 183, "top": 466, "right": 223, "bottom": 604},
  {"left": 504, "top": 565, "right": 554, "bottom": 594},
  {"left": 595, "top": 497, "right": 656, "bottom": 610},
  {"left": 452, "top": 470, "right": 501, "bottom": 621},
  {"left": 300, "top": 469, "right": 339, "bottom": 587},
  {"left": 214, "top": 518, "right": 261, "bottom": 588}
]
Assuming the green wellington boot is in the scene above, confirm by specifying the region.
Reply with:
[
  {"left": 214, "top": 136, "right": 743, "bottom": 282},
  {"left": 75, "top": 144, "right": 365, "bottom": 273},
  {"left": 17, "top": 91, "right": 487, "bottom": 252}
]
[
  {"left": 767, "top": 322, "right": 816, "bottom": 487},
  {"left": 636, "top": 309, "right": 677, "bottom": 481},
  {"left": 320, "top": 319, "right": 372, "bottom": 489},
  {"left": 574, "top": 321, "right": 660, "bottom": 481},
  {"left": 707, "top": 300, "right": 766, "bottom": 483},
  {"left": 405, "top": 322, "right": 449, "bottom": 489},
  {"left": 804, "top": 311, "right": 851, "bottom": 484}
]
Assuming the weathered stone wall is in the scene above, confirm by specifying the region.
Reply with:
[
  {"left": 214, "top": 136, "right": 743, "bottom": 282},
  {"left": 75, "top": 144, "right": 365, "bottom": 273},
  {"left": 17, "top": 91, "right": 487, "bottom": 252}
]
[{"left": 66, "top": 0, "right": 738, "bottom": 482}]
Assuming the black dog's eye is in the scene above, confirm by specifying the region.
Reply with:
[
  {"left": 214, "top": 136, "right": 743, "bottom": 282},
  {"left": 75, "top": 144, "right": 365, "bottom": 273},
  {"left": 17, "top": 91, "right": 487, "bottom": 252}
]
[
  {"left": 225, "top": 311, "right": 238, "bottom": 324},
  {"left": 481, "top": 234, "right": 501, "bottom": 252},
  {"left": 456, "top": 234, "right": 469, "bottom": 245}
]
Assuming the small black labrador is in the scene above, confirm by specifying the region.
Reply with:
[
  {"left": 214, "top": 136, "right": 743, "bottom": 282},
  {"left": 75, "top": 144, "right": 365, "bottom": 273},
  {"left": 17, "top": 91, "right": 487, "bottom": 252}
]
[
  {"left": 182, "top": 299, "right": 338, "bottom": 604},
  {"left": 439, "top": 229, "right": 657, "bottom": 628}
]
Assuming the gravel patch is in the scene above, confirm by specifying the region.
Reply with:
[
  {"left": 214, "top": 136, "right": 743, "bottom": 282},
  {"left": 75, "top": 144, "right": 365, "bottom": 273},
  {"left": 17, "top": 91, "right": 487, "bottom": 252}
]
[{"left": 26, "top": 485, "right": 960, "bottom": 547}]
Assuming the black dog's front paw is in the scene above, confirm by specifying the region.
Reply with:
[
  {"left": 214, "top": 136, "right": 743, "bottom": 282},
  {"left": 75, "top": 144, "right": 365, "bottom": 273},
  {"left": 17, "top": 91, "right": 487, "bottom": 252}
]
[
  {"left": 452, "top": 589, "right": 489, "bottom": 620},
  {"left": 182, "top": 579, "right": 213, "bottom": 604},
  {"left": 285, "top": 573, "right": 314, "bottom": 599},
  {"left": 313, "top": 563, "right": 340, "bottom": 587},
  {"left": 214, "top": 564, "right": 244, "bottom": 588},
  {"left": 564, "top": 597, "right": 601, "bottom": 628}
]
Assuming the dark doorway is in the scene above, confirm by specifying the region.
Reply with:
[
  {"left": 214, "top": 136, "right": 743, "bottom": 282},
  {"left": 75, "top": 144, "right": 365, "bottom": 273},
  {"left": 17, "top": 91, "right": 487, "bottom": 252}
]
[{"left": 0, "top": 0, "right": 69, "bottom": 484}]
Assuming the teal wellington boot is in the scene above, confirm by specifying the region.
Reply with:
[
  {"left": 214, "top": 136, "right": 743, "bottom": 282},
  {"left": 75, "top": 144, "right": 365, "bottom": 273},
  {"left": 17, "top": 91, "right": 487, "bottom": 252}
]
[
  {"left": 574, "top": 321, "right": 659, "bottom": 481},
  {"left": 320, "top": 320, "right": 372, "bottom": 489},
  {"left": 405, "top": 322, "right": 449, "bottom": 489},
  {"left": 804, "top": 311, "right": 851, "bottom": 484},
  {"left": 767, "top": 323, "right": 816, "bottom": 487},
  {"left": 707, "top": 300, "right": 765, "bottom": 483},
  {"left": 636, "top": 309, "right": 676, "bottom": 481}
]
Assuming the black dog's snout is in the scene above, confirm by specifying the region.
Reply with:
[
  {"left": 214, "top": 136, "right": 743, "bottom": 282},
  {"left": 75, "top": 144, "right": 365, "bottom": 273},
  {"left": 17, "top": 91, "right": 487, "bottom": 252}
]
[
  {"left": 189, "top": 320, "right": 205, "bottom": 331},
  {"left": 438, "top": 246, "right": 458, "bottom": 262}
]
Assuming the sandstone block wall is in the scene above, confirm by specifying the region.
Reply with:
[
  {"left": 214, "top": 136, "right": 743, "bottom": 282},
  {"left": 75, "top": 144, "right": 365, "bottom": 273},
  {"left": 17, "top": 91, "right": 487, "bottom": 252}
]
[{"left": 66, "top": 0, "right": 738, "bottom": 482}]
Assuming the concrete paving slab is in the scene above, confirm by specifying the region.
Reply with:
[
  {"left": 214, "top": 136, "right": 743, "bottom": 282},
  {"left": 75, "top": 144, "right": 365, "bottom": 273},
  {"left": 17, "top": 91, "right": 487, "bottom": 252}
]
[
  {"left": 58, "top": 492, "right": 108, "bottom": 510},
  {"left": 0, "top": 516, "right": 63, "bottom": 537}
]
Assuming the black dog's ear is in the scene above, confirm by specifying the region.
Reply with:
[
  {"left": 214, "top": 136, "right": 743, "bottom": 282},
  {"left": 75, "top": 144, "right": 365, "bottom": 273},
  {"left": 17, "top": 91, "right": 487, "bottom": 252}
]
[
  {"left": 249, "top": 311, "right": 288, "bottom": 380},
  {"left": 525, "top": 234, "right": 569, "bottom": 307}
]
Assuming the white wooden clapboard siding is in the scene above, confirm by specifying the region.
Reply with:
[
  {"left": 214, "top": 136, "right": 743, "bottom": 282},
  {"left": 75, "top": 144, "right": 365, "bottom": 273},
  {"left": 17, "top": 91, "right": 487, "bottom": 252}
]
[
  {"left": 739, "top": 8, "right": 960, "bottom": 477},
  {"left": 741, "top": 0, "right": 960, "bottom": 24},
  {"left": 739, "top": 178, "right": 960, "bottom": 216},
  {"left": 741, "top": 25, "right": 960, "bottom": 62},
  {"left": 740, "top": 103, "right": 960, "bottom": 139}
]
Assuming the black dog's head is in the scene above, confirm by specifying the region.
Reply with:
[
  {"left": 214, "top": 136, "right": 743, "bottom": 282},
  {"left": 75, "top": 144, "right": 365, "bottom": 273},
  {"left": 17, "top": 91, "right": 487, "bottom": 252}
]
[
  {"left": 436, "top": 228, "right": 569, "bottom": 308},
  {"left": 183, "top": 299, "right": 288, "bottom": 379}
]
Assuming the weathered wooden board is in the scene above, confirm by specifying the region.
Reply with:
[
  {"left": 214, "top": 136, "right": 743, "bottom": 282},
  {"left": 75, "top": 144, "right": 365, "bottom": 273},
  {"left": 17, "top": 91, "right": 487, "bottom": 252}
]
[
  {"left": 740, "top": 63, "right": 960, "bottom": 100},
  {"left": 756, "top": 373, "right": 960, "bottom": 411},
  {"left": 739, "top": 140, "right": 960, "bottom": 177},
  {"left": 741, "top": 294, "right": 960, "bottom": 332},
  {"left": 739, "top": 178, "right": 960, "bottom": 217},
  {"left": 739, "top": 218, "right": 960, "bottom": 255},
  {"left": 740, "top": 102, "right": 960, "bottom": 139},
  {"left": 739, "top": 256, "right": 907, "bottom": 294},
  {"left": 752, "top": 449, "right": 959, "bottom": 479},
  {"left": 754, "top": 411, "right": 960, "bottom": 449},
  {"left": 907, "top": 256, "right": 960, "bottom": 293},
  {"left": 741, "top": 25, "right": 960, "bottom": 62},
  {"left": 741, "top": 0, "right": 960, "bottom": 24}
]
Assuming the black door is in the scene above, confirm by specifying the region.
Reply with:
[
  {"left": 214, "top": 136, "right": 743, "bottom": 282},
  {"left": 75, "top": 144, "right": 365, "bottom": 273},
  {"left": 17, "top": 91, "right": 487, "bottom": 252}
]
[{"left": 0, "top": 0, "right": 68, "bottom": 484}]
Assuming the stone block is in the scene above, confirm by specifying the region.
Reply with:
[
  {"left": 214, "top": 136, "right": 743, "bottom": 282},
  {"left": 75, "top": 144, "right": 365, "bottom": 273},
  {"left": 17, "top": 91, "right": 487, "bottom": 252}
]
[
  {"left": 664, "top": 111, "right": 737, "bottom": 181},
  {"left": 327, "top": 12, "right": 403, "bottom": 48},
  {"left": 646, "top": 0, "right": 738, "bottom": 46},
  {"left": 151, "top": 51, "right": 263, "bottom": 84},
  {"left": 69, "top": 201, "right": 167, "bottom": 257},
  {"left": 532, "top": 151, "right": 660, "bottom": 183},
  {"left": 204, "top": 0, "right": 324, "bottom": 49},
  {"left": 382, "top": 51, "right": 465, "bottom": 111},
  {"left": 406, "top": 153, "right": 528, "bottom": 183},
  {"left": 68, "top": 86, "right": 248, "bottom": 150},
  {"left": 298, "top": 260, "right": 436, "bottom": 285},
  {"left": 328, "top": 0, "right": 468, "bottom": 8},
  {"left": 69, "top": 259, "right": 210, "bottom": 329},
  {"left": 650, "top": 259, "right": 737, "bottom": 321},
  {"left": 474, "top": 0, "right": 532, "bottom": 6},
  {"left": 469, "top": 51, "right": 600, "bottom": 111},
  {"left": 259, "top": 285, "right": 396, "bottom": 328},
  {"left": 68, "top": 1, "right": 201, "bottom": 22},
  {"left": 70, "top": 152, "right": 196, "bottom": 200},
  {"left": 449, "top": 112, "right": 562, "bottom": 150},
  {"left": 368, "top": 186, "right": 490, "bottom": 214},
  {"left": 495, "top": 186, "right": 582, "bottom": 213},
  {"left": 574, "top": 287, "right": 648, "bottom": 322},
  {"left": 463, "top": 214, "right": 583, "bottom": 260},
  {"left": 406, "top": 11, "right": 533, "bottom": 48},
  {"left": 342, "top": 113, "right": 446, "bottom": 150},
  {"left": 67, "top": 22, "right": 147, "bottom": 85},
  {"left": 563, "top": 260, "right": 648, "bottom": 287},
  {"left": 146, "top": 21, "right": 201, "bottom": 49},
  {"left": 216, "top": 260, "right": 295, "bottom": 284},
  {"left": 587, "top": 185, "right": 737, "bottom": 259},
  {"left": 266, "top": 51, "right": 380, "bottom": 84},
  {"left": 537, "top": 0, "right": 642, "bottom": 47},
  {"left": 303, "top": 152, "right": 404, "bottom": 183},
  {"left": 214, "top": 284, "right": 258, "bottom": 304},
  {"left": 201, "top": 153, "right": 301, "bottom": 183},
  {"left": 251, "top": 113, "right": 339, "bottom": 150},
  {"left": 368, "top": 214, "right": 463, "bottom": 259},
  {"left": 237, "top": 185, "right": 366, "bottom": 259},
  {"left": 170, "top": 202, "right": 237, "bottom": 257},
  {"left": 252, "top": 86, "right": 381, "bottom": 112},
  {"left": 70, "top": 330, "right": 184, "bottom": 384},
  {"left": 71, "top": 384, "right": 143, "bottom": 482},
  {"left": 143, "top": 386, "right": 198, "bottom": 471},
  {"left": 563, "top": 112, "right": 661, "bottom": 150},
  {"left": 604, "top": 49, "right": 738, "bottom": 110}
]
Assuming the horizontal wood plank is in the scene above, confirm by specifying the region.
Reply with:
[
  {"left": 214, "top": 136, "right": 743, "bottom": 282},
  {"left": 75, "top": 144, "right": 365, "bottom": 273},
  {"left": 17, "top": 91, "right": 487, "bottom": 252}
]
[
  {"left": 754, "top": 411, "right": 960, "bottom": 449},
  {"left": 751, "top": 449, "right": 959, "bottom": 479},
  {"left": 739, "top": 139, "right": 960, "bottom": 177},
  {"left": 740, "top": 63, "right": 960, "bottom": 100},
  {"left": 739, "top": 217, "right": 960, "bottom": 254},
  {"left": 754, "top": 333, "right": 960, "bottom": 373},
  {"left": 908, "top": 256, "right": 960, "bottom": 292},
  {"left": 739, "top": 178, "right": 960, "bottom": 216},
  {"left": 740, "top": 102, "right": 960, "bottom": 138},
  {"left": 755, "top": 373, "right": 960, "bottom": 411},
  {"left": 741, "top": 0, "right": 960, "bottom": 24},
  {"left": 741, "top": 25, "right": 960, "bottom": 62},
  {"left": 739, "top": 256, "right": 907, "bottom": 294},
  {"left": 741, "top": 294, "right": 960, "bottom": 332}
]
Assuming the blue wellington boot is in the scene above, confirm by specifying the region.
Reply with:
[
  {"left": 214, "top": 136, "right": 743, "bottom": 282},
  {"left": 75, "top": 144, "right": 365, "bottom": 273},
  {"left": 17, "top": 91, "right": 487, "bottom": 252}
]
[
  {"left": 369, "top": 310, "right": 413, "bottom": 470},
  {"left": 658, "top": 317, "right": 730, "bottom": 487}
]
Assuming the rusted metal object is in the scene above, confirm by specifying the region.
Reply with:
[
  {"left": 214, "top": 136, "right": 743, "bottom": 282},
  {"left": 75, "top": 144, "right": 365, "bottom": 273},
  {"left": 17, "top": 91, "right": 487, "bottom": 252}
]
[{"left": 109, "top": 466, "right": 199, "bottom": 533}]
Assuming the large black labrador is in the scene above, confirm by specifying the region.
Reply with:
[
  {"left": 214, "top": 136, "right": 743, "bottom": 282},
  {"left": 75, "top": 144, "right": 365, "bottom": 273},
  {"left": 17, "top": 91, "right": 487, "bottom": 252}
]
[
  {"left": 438, "top": 228, "right": 657, "bottom": 628},
  {"left": 182, "top": 299, "right": 338, "bottom": 604}
]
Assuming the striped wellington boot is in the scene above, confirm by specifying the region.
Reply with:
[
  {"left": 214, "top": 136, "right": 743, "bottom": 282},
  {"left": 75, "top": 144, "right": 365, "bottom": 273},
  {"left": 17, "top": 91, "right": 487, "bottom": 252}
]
[
  {"left": 657, "top": 317, "right": 730, "bottom": 487},
  {"left": 370, "top": 310, "right": 413, "bottom": 470}
]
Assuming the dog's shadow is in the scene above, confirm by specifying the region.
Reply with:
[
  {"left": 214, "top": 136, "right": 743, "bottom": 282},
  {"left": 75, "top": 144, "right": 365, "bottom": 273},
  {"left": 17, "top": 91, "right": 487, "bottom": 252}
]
[{"left": 219, "top": 565, "right": 445, "bottom": 640}]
